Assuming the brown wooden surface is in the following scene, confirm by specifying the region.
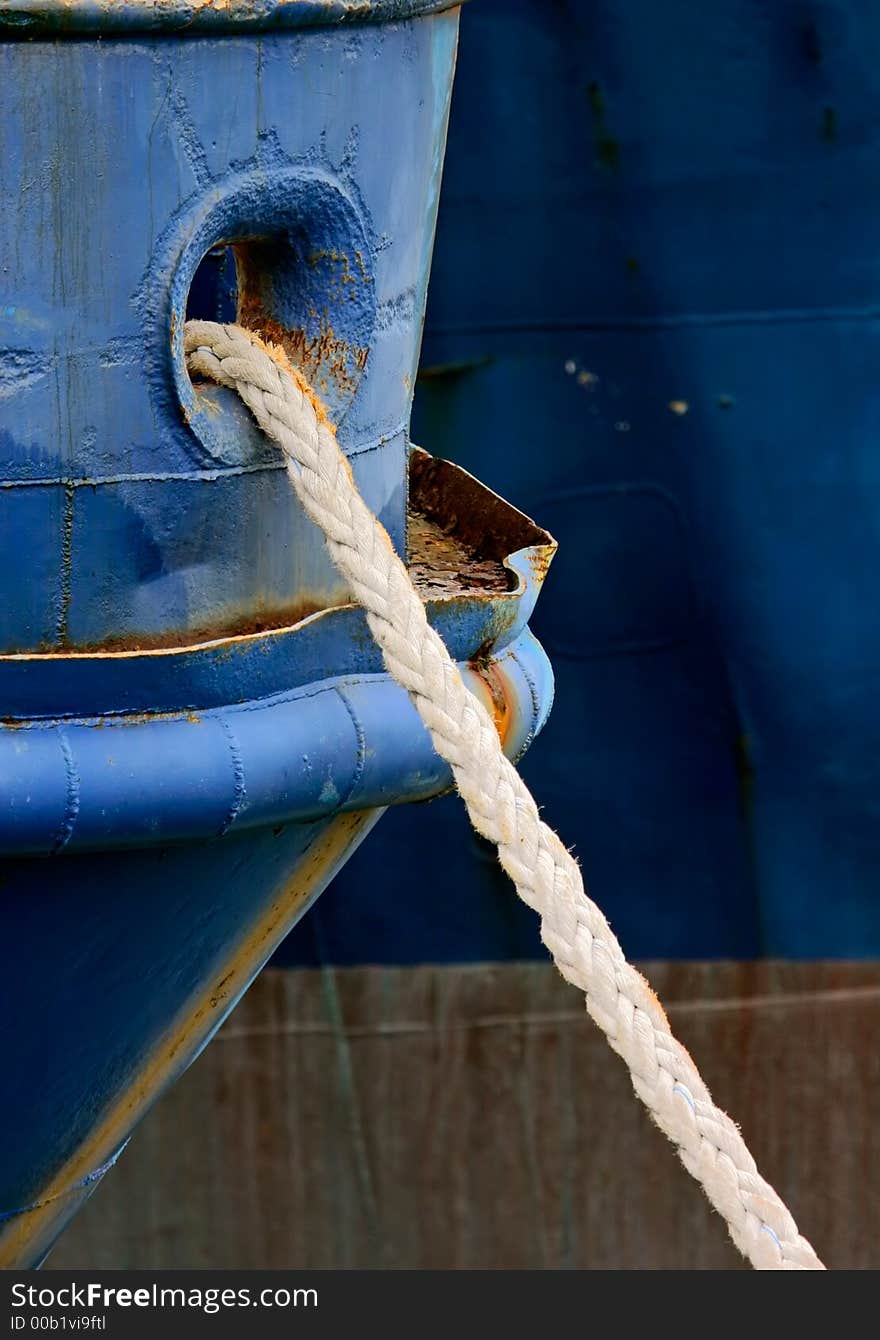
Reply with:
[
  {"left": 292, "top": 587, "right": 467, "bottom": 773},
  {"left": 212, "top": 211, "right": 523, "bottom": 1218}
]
[{"left": 51, "top": 962, "right": 880, "bottom": 1270}]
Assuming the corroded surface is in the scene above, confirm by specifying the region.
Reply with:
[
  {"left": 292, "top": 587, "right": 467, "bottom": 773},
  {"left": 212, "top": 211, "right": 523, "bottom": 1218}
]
[
  {"left": 407, "top": 510, "right": 510, "bottom": 598},
  {"left": 0, "top": 1, "right": 460, "bottom": 36},
  {"left": 235, "top": 238, "right": 372, "bottom": 409},
  {"left": 51, "top": 961, "right": 880, "bottom": 1270},
  {"left": 409, "top": 448, "right": 546, "bottom": 562},
  {"left": 70, "top": 596, "right": 326, "bottom": 654}
]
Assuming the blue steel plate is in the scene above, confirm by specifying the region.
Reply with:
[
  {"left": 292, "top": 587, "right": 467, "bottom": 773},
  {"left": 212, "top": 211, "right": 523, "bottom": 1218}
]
[{"left": 0, "top": 450, "right": 554, "bottom": 720}]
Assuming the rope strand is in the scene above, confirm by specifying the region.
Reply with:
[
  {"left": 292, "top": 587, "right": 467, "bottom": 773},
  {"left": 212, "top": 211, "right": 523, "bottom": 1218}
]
[{"left": 184, "top": 319, "right": 824, "bottom": 1271}]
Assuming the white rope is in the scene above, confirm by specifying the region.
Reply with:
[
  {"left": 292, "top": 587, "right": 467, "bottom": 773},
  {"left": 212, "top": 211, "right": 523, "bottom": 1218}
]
[{"left": 184, "top": 319, "right": 824, "bottom": 1272}]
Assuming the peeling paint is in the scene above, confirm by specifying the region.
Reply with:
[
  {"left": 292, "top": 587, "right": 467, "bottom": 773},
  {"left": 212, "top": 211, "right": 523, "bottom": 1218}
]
[{"left": 0, "top": 349, "right": 51, "bottom": 399}]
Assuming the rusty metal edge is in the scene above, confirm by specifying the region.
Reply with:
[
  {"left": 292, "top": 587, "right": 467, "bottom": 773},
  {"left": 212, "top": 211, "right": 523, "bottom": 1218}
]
[
  {"left": 0, "top": 450, "right": 556, "bottom": 720},
  {"left": 0, "top": 0, "right": 463, "bottom": 39}
]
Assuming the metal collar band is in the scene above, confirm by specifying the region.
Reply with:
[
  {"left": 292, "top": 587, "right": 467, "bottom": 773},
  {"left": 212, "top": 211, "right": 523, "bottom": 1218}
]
[{"left": 0, "top": 0, "right": 461, "bottom": 38}]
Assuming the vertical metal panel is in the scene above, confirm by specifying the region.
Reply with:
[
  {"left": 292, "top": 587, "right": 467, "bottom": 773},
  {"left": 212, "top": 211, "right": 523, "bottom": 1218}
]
[
  {"left": 51, "top": 962, "right": 880, "bottom": 1270},
  {"left": 296, "top": 0, "right": 880, "bottom": 959}
]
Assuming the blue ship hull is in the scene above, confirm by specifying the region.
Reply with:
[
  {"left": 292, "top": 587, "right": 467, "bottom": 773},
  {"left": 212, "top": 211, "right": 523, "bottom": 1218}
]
[
  {"left": 0, "top": 1, "right": 557, "bottom": 1265},
  {"left": 290, "top": 0, "right": 880, "bottom": 963}
]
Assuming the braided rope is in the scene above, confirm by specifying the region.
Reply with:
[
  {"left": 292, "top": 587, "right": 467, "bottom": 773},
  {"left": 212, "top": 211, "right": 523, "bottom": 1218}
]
[{"left": 184, "top": 319, "right": 824, "bottom": 1271}]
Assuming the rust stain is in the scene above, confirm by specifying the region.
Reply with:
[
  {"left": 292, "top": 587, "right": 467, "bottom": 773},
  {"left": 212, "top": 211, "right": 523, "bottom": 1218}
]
[
  {"left": 281, "top": 317, "right": 368, "bottom": 397},
  {"left": 236, "top": 300, "right": 365, "bottom": 417},
  {"left": 307, "top": 247, "right": 365, "bottom": 292},
  {"left": 235, "top": 246, "right": 369, "bottom": 401},
  {"left": 408, "top": 450, "right": 556, "bottom": 603},
  {"left": 100, "top": 708, "right": 206, "bottom": 728},
  {"left": 408, "top": 511, "right": 510, "bottom": 598},
  {"left": 471, "top": 655, "right": 514, "bottom": 747},
  {"left": 525, "top": 545, "right": 555, "bottom": 584},
  {"left": 3, "top": 449, "right": 557, "bottom": 659},
  {"left": 253, "top": 325, "right": 336, "bottom": 435},
  {"left": 70, "top": 596, "right": 325, "bottom": 655},
  {"left": 210, "top": 970, "right": 235, "bottom": 1010},
  {"left": 468, "top": 637, "right": 495, "bottom": 672},
  {"left": 409, "top": 451, "right": 553, "bottom": 565}
]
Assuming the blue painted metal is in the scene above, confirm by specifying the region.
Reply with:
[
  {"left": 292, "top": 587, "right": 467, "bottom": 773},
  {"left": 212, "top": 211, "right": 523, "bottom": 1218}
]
[
  {"left": 0, "top": 8, "right": 462, "bottom": 652},
  {"left": 0, "top": 627, "right": 551, "bottom": 854},
  {"left": 284, "top": 0, "right": 880, "bottom": 963},
  {"left": 0, "top": 0, "right": 556, "bottom": 1265},
  {"left": 0, "top": 1, "right": 460, "bottom": 36},
  {"left": 0, "top": 628, "right": 549, "bottom": 1268},
  {"left": 0, "top": 454, "right": 553, "bottom": 720}
]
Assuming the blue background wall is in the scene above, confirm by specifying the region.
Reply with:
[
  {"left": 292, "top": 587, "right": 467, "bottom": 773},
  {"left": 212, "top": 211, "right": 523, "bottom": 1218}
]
[{"left": 280, "top": 0, "right": 880, "bottom": 962}]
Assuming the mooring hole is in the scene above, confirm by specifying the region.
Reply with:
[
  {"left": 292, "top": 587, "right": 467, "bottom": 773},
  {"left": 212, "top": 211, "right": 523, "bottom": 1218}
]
[
  {"left": 184, "top": 235, "right": 306, "bottom": 371},
  {"left": 186, "top": 244, "right": 239, "bottom": 324},
  {"left": 182, "top": 223, "right": 374, "bottom": 430}
]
